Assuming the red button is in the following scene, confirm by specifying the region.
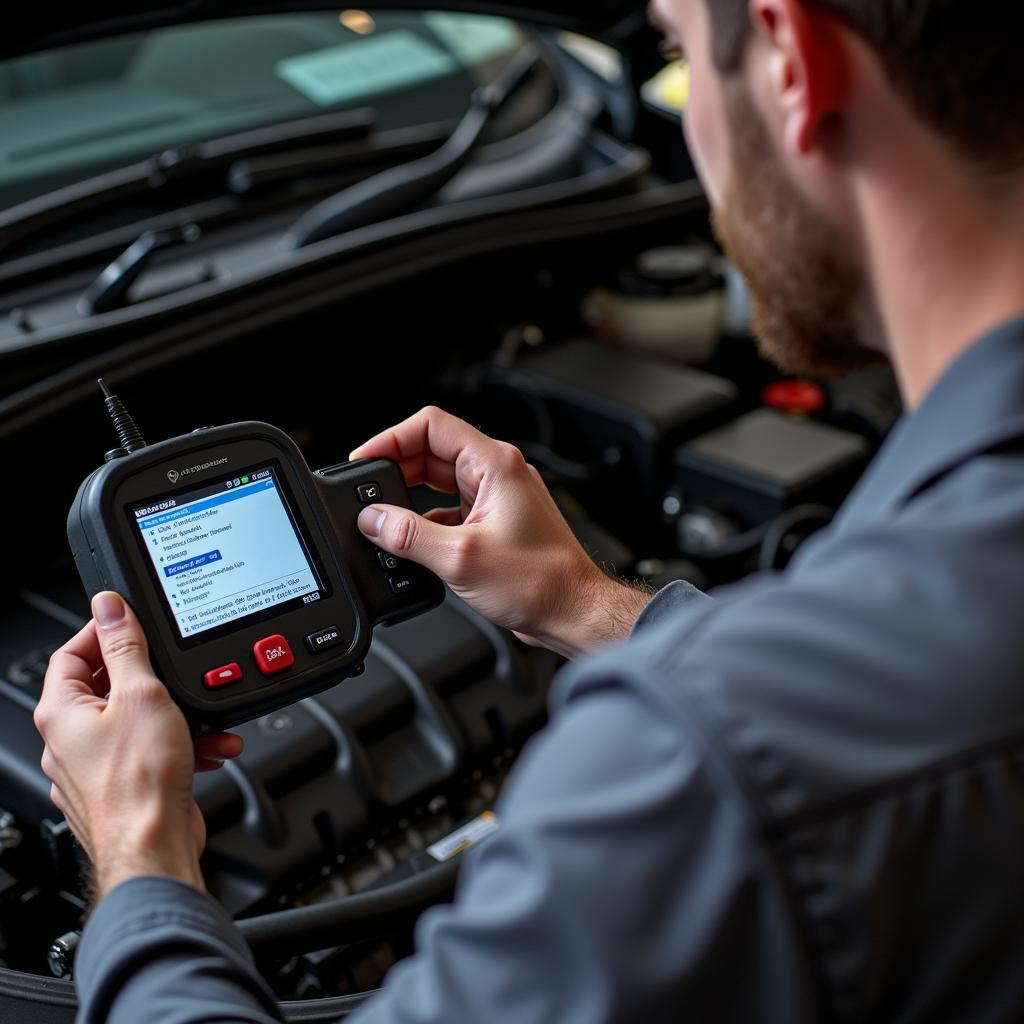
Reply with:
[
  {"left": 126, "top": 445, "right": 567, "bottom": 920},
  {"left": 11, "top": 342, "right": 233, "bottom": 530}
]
[
  {"left": 204, "top": 662, "right": 243, "bottom": 689},
  {"left": 253, "top": 634, "right": 295, "bottom": 676}
]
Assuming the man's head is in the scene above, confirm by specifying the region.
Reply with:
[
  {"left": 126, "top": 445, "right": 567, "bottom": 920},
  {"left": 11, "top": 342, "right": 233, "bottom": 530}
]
[
  {"left": 702, "top": 0, "right": 1024, "bottom": 178},
  {"left": 649, "top": 0, "right": 1024, "bottom": 379}
]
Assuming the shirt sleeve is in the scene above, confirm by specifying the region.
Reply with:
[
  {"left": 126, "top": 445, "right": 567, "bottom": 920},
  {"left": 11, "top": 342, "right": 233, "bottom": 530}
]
[
  {"left": 75, "top": 876, "right": 284, "bottom": 1024},
  {"left": 631, "top": 579, "right": 715, "bottom": 635}
]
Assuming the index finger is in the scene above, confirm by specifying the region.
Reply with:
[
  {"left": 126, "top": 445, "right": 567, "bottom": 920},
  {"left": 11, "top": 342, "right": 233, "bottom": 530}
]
[
  {"left": 350, "top": 406, "right": 496, "bottom": 492},
  {"left": 46, "top": 620, "right": 104, "bottom": 682},
  {"left": 39, "top": 621, "right": 109, "bottom": 710}
]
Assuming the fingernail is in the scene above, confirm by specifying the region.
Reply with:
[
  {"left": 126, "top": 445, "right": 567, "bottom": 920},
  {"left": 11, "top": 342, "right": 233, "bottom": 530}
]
[
  {"left": 93, "top": 592, "right": 126, "bottom": 630},
  {"left": 357, "top": 507, "right": 387, "bottom": 538}
]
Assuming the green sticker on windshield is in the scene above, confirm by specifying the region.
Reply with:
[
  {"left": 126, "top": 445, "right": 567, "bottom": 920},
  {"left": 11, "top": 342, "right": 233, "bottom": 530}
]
[
  {"left": 276, "top": 30, "right": 458, "bottom": 107},
  {"left": 423, "top": 13, "right": 520, "bottom": 65}
]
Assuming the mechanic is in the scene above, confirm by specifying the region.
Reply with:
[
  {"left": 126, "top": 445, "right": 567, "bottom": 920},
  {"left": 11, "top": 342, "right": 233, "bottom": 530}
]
[{"left": 34, "top": 0, "right": 1024, "bottom": 1019}]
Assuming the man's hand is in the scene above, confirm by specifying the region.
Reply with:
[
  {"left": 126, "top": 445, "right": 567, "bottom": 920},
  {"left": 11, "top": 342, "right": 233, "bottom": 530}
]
[
  {"left": 35, "top": 592, "right": 243, "bottom": 900},
  {"left": 352, "top": 407, "right": 652, "bottom": 658}
]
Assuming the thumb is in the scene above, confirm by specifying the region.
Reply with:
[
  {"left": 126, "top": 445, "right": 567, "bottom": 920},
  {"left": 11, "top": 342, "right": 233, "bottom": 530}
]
[
  {"left": 357, "top": 504, "right": 455, "bottom": 577},
  {"left": 91, "top": 592, "right": 159, "bottom": 694}
]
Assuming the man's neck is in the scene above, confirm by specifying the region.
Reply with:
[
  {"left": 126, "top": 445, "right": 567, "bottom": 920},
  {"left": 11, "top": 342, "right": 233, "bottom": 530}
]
[{"left": 857, "top": 134, "right": 1024, "bottom": 410}]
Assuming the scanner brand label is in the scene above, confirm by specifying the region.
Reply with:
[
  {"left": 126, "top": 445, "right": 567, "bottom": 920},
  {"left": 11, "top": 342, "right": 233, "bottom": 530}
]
[{"left": 168, "top": 457, "right": 229, "bottom": 484}]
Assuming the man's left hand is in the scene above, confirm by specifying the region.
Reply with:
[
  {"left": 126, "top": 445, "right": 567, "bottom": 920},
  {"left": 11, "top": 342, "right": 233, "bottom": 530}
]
[{"left": 35, "top": 592, "right": 243, "bottom": 899}]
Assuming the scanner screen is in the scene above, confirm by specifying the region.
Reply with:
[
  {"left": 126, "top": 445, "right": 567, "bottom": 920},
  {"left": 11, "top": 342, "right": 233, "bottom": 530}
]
[{"left": 130, "top": 466, "right": 322, "bottom": 639}]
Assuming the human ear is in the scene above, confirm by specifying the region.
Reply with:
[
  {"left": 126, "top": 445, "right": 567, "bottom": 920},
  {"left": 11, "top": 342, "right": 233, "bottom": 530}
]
[{"left": 748, "top": 0, "right": 851, "bottom": 154}]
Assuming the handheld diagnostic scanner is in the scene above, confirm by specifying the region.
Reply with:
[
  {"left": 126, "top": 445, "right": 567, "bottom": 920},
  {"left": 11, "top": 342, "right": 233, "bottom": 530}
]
[{"left": 68, "top": 381, "right": 445, "bottom": 733}]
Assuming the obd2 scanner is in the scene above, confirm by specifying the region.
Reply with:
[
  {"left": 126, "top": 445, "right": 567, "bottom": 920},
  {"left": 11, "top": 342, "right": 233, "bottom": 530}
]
[{"left": 68, "top": 381, "right": 444, "bottom": 733}]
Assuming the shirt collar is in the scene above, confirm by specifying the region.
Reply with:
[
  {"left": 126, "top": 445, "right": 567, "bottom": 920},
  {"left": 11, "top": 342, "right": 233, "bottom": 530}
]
[{"left": 837, "top": 313, "right": 1024, "bottom": 527}]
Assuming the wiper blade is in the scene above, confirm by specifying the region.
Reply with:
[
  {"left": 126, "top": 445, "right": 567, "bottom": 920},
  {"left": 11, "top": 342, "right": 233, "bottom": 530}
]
[
  {"left": 285, "top": 47, "right": 543, "bottom": 250},
  {"left": 224, "top": 121, "right": 457, "bottom": 197},
  {"left": 0, "top": 107, "right": 376, "bottom": 258}
]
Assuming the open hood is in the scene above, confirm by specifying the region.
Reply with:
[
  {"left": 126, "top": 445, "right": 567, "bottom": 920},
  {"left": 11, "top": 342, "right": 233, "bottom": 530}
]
[{"left": 2, "top": 1, "right": 655, "bottom": 62}]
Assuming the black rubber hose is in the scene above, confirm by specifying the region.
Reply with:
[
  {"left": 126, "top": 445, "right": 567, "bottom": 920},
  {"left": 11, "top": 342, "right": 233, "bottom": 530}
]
[
  {"left": 236, "top": 856, "right": 460, "bottom": 959},
  {"left": 757, "top": 504, "right": 835, "bottom": 573}
]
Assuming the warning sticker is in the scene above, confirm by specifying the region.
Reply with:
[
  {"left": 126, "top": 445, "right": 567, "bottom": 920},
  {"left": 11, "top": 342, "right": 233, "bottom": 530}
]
[
  {"left": 277, "top": 30, "right": 457, "bottom": 107},
  {"left": 423, "top": 13, "right": 520, "bottom": 66},
  {"left": 427, "top": 811, "right": 500, "bottom": 862}
]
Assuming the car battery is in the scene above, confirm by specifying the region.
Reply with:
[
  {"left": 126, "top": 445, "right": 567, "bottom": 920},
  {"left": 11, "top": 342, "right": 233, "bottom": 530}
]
[{"left": 674, "top": 407, "right": 870, "bottom": 528}]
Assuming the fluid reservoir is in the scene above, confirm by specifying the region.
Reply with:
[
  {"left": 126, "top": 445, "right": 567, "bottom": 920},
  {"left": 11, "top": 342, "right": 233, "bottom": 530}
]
[{"left": 583, "top": 245, "right": 748, "bottom": 364}]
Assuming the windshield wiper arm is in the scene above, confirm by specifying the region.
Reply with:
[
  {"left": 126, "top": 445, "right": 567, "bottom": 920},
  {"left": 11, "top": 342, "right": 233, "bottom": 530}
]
[
  {"left": 78, "top": 222, "right": 202, "bottom": 316},
  {"left": 284, "top": 47, "right": 543, "bottom": 250},
  {"left": 0, "top": 108, "right": 376, "bottom": 259}
]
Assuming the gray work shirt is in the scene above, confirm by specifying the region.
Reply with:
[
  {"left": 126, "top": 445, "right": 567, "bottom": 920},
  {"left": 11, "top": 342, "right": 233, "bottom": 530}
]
[{"left": 74, "top": 317, "right": 1024, "bottom": 1022}]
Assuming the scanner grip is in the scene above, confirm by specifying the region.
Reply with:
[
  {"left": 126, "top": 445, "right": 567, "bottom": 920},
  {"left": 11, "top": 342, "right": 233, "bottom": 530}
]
[{"left": 314, "top": 458, "right": 445, "bottom": 627}]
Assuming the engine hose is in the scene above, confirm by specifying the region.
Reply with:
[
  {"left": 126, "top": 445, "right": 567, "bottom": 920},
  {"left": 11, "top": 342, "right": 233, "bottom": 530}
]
[
  {"left": 757, "top": 504, "right": 835, "bottom": 573},
  {"left": 236, "top": 856, "right": 460, "bottom": 959},
  {"left": 517, "top": 441, "right": 594, "bottom": 483},
  {"left": 680, "top": 519, "right": 771, "bottom": 561}
]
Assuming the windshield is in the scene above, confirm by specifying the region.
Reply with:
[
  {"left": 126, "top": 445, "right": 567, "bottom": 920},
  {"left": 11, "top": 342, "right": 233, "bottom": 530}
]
[{"left": 0, "top": 10, "right": 525, "bottom": 209}]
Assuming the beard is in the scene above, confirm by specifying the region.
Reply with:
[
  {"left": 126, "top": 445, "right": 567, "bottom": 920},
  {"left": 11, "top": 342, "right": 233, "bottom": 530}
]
[{"left": 710, "top": 84, "right": 886, "bottom": 377}]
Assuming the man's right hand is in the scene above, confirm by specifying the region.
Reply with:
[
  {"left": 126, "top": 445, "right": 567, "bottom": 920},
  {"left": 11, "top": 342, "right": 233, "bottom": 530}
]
[{"left": 351, "top": 407, "right": 652, "bottom": 659}]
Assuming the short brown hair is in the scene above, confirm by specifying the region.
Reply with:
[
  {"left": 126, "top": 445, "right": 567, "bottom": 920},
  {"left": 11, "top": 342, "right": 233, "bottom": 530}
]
[{"left": 705, "top": 0, "right": 1024, "bottom": 177}]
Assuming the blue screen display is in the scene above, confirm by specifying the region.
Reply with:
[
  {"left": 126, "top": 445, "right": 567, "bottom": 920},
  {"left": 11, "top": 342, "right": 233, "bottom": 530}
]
[{"left": 131, "top": 467, "right": 321, "bottom": 639}]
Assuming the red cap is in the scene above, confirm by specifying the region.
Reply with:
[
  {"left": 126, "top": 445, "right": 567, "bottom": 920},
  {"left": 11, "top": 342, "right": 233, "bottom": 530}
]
[{"left": 762, "top": 380, "right": 827, "bottom": 417}]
